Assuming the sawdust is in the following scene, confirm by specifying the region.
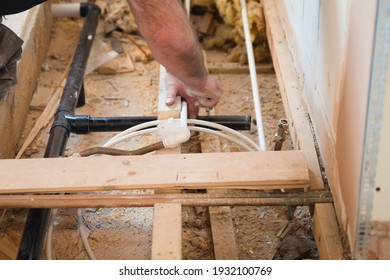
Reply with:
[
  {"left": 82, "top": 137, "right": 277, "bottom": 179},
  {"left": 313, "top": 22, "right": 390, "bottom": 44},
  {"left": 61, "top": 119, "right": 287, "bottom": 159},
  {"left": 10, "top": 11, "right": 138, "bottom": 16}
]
[{"left": 0, "top": 4, "right": 317, "bottom": 260}]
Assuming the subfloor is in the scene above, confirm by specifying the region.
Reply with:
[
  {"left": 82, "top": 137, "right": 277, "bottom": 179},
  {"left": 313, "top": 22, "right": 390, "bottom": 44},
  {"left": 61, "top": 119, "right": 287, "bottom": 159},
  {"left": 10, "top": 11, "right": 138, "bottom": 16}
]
[{"left": 0, "top": 15, "right": 317, "bottom": 260}]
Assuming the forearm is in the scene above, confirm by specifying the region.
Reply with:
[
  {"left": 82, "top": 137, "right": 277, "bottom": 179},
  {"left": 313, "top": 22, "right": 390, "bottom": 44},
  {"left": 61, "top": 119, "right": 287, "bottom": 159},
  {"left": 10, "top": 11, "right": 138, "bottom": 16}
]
[{"left": 128, "top": 0, "right": 208, "bottom": 90}]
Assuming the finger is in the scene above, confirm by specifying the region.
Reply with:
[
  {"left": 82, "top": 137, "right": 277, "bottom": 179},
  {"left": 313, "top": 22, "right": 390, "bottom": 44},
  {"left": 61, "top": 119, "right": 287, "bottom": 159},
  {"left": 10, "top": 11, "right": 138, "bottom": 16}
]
[{"left": 165, "top": 84, "right": 178, "bottom": 105}]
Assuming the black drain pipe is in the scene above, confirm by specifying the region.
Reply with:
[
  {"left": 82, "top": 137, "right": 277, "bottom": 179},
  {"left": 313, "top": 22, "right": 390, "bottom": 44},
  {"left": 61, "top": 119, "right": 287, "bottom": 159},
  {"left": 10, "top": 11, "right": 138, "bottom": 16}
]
[
  {"left": 17, "top": 3, "right": 100, "bottom": 260},
  {"left": 66, "top": 115, "right": 252, "bottom": 133}
]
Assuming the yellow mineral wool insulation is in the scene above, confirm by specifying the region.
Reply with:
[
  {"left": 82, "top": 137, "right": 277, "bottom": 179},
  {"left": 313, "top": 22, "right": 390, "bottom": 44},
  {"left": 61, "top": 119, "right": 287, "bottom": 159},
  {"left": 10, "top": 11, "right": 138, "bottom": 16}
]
[
  {"left": 231, "top": 1, "right": 267, "bottom": 44},
  {"left": 104, "top": 0, "right": 138, "bottom": 34},
  {"left": 202, "top": 23, "right": 234, "bottom": 49},
  {"left": 203, "top": 0, "right": 270, "bottom": 63}
]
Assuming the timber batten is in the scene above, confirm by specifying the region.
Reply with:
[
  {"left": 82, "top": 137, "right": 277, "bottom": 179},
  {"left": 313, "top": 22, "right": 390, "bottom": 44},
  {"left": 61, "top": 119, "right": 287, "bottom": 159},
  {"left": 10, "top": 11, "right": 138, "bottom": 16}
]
[{"left": 0, "top": 151, "right": 309, "bottom": 194}]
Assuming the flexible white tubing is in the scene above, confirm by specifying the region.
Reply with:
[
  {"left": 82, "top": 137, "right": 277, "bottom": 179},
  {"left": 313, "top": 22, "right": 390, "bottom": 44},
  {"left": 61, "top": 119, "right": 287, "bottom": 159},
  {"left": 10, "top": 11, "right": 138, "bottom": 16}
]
[
  {"left": 103, "top": 97, "right": 258, "bottom": 152},
  {"left": 103, "top": 125, "right": 254, "bottom": 151},
  {"left": 104, "top": 127, "right": 158, "bottom": 148},
  {"left": 106, "top": 100, "right": 188, "bottom": 145},
  {"left": 105, "top": 123, "right": 258, "bottom": 151},
  {"left": 103, "top": 120, "right": 161, "bottom": 147},
  {"left": 77, "top": 209, "right": 97, "bottom": 260},
  {"left": 187, "top": 119, "right": 261, "bottom": 151},
  {"left": 189, "top": 126, "right": 254, "bottom": 152},
  {"left": 239, "top": 0, "right": 266, "bottom": 151},
  {"left": 104, "top": 119, "right": 259, "bottom": 151},
  {"left": 46, "top": 208, "right": 58, "bottom": 260}
]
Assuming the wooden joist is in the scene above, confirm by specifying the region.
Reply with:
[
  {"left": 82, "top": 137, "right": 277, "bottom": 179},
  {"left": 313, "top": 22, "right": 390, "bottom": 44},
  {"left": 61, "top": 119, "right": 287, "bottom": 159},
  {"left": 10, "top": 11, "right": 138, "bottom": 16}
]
[
  {"left": 151, "top": 203, "right": 182, "bottom": 260},
  {"left": 0, "top": 151, "right": 309, "bottom": 194},
  {"left": 313, "top": 204, "right": 345, "bottom": 260},
  {"left": 151, "top": 66, "right": 182, "bottom": 260},
  {"left": 199, "top": 107, "right": 239, "bottom": 260}
]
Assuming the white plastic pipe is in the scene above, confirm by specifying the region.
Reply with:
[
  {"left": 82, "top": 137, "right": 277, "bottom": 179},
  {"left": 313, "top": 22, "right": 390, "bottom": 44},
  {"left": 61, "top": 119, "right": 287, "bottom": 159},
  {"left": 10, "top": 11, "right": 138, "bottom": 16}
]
[
  {"left": 104, "top": 127, "right": 158, "bottom": 148},
  {"left": 180, "top": 101, "right": 188, "bottom": 127},
  {"left": 187, "top": 119, "right": 261, "bottom": 151},
  {"left": 239, "top": 0, "right": 266, "bottom": 151},
  {"left": 185, "top": 0, "right": 191, "bottom": 17},
  {"left": 103, "top": 120, "right": 161, "bottom": 147},
  {"left": 51, "top": 3, "right": 81, "bottom": 18},
  {"left": 45, "top": 208, "right": 58, "bottom": 260},
  {"left": 77, "top": 209, "right": 96, "bottom": 260},
  {"left": 189, "top": 126, "right": 254, "bottom": 152}
]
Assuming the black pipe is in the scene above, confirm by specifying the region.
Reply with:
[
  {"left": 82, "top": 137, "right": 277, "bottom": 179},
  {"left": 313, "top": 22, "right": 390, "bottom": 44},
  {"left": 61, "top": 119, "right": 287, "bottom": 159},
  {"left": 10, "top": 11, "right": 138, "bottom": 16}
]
[
  {"left": 66, "top": 115, "right": 252, "bottom": 134},
  {"left": 17, "top": 3, "right": 100, "bottom": 260}
]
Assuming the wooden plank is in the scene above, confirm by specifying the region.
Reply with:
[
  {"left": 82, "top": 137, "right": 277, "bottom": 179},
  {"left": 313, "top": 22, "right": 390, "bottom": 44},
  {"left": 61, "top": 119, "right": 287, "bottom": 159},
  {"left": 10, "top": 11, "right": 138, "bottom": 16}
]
[
  {"left": 199, "top": 107, "right": 239, "bottom": 260},
  {"left": 97, "top": 52, "right": 135, "bottom": 74},
  {"left": 0, "top": 4, "right": 52, "bottom": 159},
  {"left": 262, "top": 0, "right": 345, "bottom": 260},
  {"left": 151, "top": 203, "right": 182, "bottom": 260},
  {"left": 0, "top": 236, "right": 18, "bottom": 260},
  {"left": 313, "top": 204, "right": 344, "bottom": 259},
  {"left": 199, "top": 12, "right": 214, "bottom": 34},
  {"left": 152, "top": 65, "right": 182, "bottom": 260},
  {"left": 262, "top": 0, "right": 323, "bottom": 191},
  {"left": 15, "top": 61, "right": 70, "bottom": 159},
  {"left": 208, "top": 205, "right": 238, "bottom": 259},
  {"left": 0, "top": 151, "right": 309, "bottom": 194},
  {"left": 208, "top": 63, "right": 274, "bottom": 75}
]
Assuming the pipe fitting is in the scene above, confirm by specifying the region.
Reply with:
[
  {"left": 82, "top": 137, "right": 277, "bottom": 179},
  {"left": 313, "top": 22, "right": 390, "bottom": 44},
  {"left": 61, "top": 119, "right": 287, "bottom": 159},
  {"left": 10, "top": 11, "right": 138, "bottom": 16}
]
[
  {"left": 162, "top": 126, "right": 191, "bottom": 149},
  {"left": 274, "top": 118, "right": 289, "bottom": 151},
  {"left": 158, "top": 118, "right": 191, "bottom": 149}
]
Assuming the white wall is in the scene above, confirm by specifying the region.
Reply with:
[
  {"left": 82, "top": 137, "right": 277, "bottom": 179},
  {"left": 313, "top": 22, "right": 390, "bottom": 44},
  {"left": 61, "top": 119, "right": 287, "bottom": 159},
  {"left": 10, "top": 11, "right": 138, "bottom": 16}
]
[
  {"left": 276, "top": 0, "right": 377, "bottom": 249},
  {"left": 278, "top": 0, "right": 349, "bottom": 137}
]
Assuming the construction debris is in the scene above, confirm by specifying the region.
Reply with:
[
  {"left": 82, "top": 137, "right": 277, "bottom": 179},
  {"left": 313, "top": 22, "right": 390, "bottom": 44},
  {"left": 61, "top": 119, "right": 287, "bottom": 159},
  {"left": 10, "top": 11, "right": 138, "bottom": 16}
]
[{"left": 97, "top": 0, "right": 270, "bottom": 65}]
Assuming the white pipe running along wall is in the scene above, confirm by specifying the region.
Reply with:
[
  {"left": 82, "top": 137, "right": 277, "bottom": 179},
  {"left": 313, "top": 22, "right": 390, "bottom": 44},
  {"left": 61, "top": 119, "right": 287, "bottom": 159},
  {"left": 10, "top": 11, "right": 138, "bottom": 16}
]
[
  {"left": 239, "top": 0, "right": 266, "bottom": 151},
  {"left": 185, "top": 0, "right": 191, "bottom": 17}
]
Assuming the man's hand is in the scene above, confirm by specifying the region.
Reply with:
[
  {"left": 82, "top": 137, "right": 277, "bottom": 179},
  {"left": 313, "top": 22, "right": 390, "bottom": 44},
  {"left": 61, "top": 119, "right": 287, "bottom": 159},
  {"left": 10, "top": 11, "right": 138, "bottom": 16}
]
[{"left": 165, "top": 72, "right": 223, "bottom": 118}]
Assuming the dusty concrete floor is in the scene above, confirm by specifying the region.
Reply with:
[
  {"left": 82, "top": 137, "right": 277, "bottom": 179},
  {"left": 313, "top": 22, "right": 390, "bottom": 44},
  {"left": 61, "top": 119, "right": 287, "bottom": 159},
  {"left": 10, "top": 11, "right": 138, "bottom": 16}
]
[{"left": 0, "top": 14, "right": 317, "bottom": 260}]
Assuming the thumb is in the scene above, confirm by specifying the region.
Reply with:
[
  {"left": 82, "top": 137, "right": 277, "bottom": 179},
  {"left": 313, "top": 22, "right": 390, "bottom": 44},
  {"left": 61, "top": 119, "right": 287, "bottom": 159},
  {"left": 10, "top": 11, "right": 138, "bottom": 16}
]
[{"left": 165, "top": 83, "right": 178, "bottom": 105}]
